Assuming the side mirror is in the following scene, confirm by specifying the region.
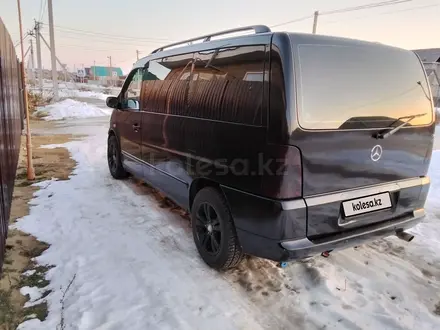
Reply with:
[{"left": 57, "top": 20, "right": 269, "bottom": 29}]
[{"left": 106, "top": 96, "right": 119, "bottom": 109}]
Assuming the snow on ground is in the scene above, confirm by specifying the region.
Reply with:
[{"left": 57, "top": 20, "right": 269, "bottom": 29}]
[
  {"left": 13, "top": 117, "right": 440, "bottom": 329},
  {"left": 29, "top": 81, "right": 120, "bottom": 101},
  {"left": 36, "top": 99, "right": 112, "bottom": 121},
  {"left": 22, "top": 269, "right": 36, "bottom": 276},
  {"left": 58, "top": 82, "right": 120, "bottom": 100},
  {"left": 29, "top": 87, "right": 111, "bottom": 102},
  {"left": 20, "top": 286, "right": 45, "bottom": 307},
  {"left": 58, "top": 88, "right": 111, "bottom": 100}
]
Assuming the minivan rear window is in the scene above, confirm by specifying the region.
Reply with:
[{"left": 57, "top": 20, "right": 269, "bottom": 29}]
[{"left": 296, "top": 43, "right": 433, "bottom": 130}]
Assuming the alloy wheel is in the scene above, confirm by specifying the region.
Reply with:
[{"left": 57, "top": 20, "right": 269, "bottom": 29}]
[
  {"left": 108, "top": 142, "right": 117, "bottom": 172},
  {"left": 195, "top": 202, "right": 221, "bottom": 255}
]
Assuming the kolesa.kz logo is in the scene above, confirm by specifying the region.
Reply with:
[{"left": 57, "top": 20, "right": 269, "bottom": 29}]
[{"left": 352, "top": 197, "right": 383, "bottom": 212}]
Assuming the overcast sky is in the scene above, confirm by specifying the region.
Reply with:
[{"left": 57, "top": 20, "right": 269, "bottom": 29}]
[{"left": 1, "top": 0, "right": 439, "bottom": 74}]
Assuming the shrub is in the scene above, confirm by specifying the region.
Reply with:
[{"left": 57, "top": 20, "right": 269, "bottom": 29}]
[{"left": 27, "top": 91, "right": 53, "bottom": 114}]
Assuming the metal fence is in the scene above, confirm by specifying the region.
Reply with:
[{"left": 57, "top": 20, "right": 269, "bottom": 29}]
[{"left": 0, "top": 18, "right": 24, "bottom": 271}]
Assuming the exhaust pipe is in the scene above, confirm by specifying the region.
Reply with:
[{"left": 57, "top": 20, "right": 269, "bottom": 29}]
[{"left": 396, "top": 231, "right": 414, "bottom": 242}]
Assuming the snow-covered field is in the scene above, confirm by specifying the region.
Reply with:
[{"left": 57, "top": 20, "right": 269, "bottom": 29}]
[
  {"left": 29, "top": 81, "right": 121, "bottom": 102},
  {"left": 36, "top": 99, "right": 112, "bottom": 120},
  {"left": 13, "top": 102, "right": 440, "bottom": 329}
]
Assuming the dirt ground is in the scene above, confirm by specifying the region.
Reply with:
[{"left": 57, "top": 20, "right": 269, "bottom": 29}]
[{"left": 0, "top": 121, "right": 80, "bottom": 330}]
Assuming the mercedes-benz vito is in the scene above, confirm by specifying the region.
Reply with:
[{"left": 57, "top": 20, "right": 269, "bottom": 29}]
[{"left": 106, "top": 26, "right": 435, "bottom": 269}]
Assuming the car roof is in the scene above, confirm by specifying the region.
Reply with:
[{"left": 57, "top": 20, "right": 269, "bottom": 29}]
[
  {"left": 133, "top": 31, "right": 274, "bottom": 69},
  {"left": 132, "top": 28, "right": 407, "bottom": 71}
]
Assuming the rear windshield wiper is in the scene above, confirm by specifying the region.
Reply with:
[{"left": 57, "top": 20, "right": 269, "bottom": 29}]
[{"left": 375, "top": 112, "right": 427, "bottom": 139}]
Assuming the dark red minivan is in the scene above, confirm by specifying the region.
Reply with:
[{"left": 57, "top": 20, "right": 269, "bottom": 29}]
[{"left": 106, "top": 26, "right": 435, "bottom": 269}]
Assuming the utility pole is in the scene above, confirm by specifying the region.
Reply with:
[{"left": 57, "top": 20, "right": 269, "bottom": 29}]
[
  {"left": 17, "top": 0, "right": 35, "bottom": 180},
  {"left": 29, "top": 38, "right": 35, "bottom": 83},
  {"left": 136, "top": 50, "right": 140, "bottom": 61},
  {"left": 63, "top": 64, "right": 67, "bottom": 82},
  {"left": 108, "top": 56, "right": 113, "bottom": 86},
  {"left": 39, "top": 33, "right": 73, "bottom": 83},
  {"left": 312, "top": 10, "right": 319, "bottom": 34},
  {"left": 35, "top": 21, "right": 43, "bottom": 92},
  {"left": 47, "top": 0, "right": 58, "bottom": 100}
]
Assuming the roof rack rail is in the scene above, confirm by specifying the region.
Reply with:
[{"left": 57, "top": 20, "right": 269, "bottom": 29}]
[{"left": 151, "top": 25, "right": 271, "bottom": 54}]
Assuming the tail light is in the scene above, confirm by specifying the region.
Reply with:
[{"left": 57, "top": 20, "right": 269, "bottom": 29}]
[{"left": 261, "top": 145, "right": 302, "bottom": 199}]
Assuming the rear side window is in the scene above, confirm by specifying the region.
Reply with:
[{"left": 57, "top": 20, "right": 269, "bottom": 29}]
[
  {"left": 141, "top": 53, "right": 193, "bottom": 114},
  {"left": 141, "top": 45, "right": 267, "bottom": 126},
  {"left": 190, "top": 45, "right": 266, "bottom": 125},
  {"left": 296, "top": 44, "right": 433, "bottom": 130}
]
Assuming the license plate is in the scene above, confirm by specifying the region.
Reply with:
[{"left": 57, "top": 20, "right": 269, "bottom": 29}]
[{"left": 342, "top": 192, "right": 392, "bottom": 217}]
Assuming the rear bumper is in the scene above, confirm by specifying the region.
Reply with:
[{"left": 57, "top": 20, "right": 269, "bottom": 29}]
[
  {"left": 234, "top": 208, "right": 425, "bottom": 262},
  {"left": 221, "top": 177, "right": 429, "bottom": 262},
  {"left": 280, "top": 208, "right": 424, "bottom": 260}
]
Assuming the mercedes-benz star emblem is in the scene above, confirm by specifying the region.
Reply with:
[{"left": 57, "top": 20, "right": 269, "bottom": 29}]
[{"left": 371, "top": 145, "right": 383, "bottom": 162}]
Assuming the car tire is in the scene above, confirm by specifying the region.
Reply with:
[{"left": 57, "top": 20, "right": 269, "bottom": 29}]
[
  {"left": 191, "top": 187, "right": 243, "bottom": 270},
  {"left": 107, "top": 135, "right": 128, "bottom": 179}
]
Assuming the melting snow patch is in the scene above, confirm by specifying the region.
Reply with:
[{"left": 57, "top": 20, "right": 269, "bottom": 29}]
[
  {"left": 20, "top": 286, "right": 45, "bottom": 307},
  {"left": 36, "top": 99, "right": 112, "bottom": 120},
  {"left": 23, "top": 269, "right": 36, "bottom": 276},
  {"left": 58, "top": 89, "right": 113, "bottom": 100}
]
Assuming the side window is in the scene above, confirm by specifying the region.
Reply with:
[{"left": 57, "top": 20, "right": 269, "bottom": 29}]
[
  {"left": 142, "top": 53, "right": 193, "bottom": 114},
  {"left": 189, "top": 45, "right": 266, "bottom": 125},
  {"left": 139, "top": 47, "right": 267, "bottom": 124},
  {"left": 121, "top": 68, "right": 142, "bottom": 110}
]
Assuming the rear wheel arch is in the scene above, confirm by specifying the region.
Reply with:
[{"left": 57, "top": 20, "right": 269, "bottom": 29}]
[
  {"left": 108, "top": 129, "right": 123, "bottom": 153},
  {"left": 189, "top": 178, "right": 224, "bottom": 211}
]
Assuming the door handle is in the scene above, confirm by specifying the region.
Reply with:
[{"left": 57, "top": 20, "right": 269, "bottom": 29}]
[{"left": 132, "top": 124, "right": 140, "bottom": 132}]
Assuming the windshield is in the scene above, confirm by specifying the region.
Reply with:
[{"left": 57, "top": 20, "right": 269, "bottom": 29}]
[{"left": 295, "top": 43, "right": 433, "bottom": 130}]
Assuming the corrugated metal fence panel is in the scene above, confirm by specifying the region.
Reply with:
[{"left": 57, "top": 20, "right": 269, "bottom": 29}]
[{"left": 0, "top": 18, "right": 23, "bottom": 272}]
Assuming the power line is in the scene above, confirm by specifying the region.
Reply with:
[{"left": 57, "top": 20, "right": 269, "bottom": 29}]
[
  {"left": 321, "top": 0, "right": 412, "bottom": 15},
  {"left": 54, "top": 43, "right": 133, "bottom": 52},
  {"left": 269, "top": 15, "right": 314, "bottom": 28},
  {"left": 41, "top": 29, "right": 166, "bottom": 47},
  {"left": 322, "top": 3, "right": 439, "bottom": 25},
  {"left": 39, "top": 0, "right": 47, "bottom": 22},
  {"left": 38, "top": 0, "right": 43, "bottom": 21},
  {"left": 40, "top": 30, "right": 161, "bottom": 49},
  {"left": 118, "top": 58, "right": 138, "bottom": 65},
  {"left": 270, "top": 0, "right": 414, "bottom": 28},
  {"left": 14, "top": 32, "right": 29, "bottom": 47},
  {"left": 40, "top": 23, "right": 172, "bottom": 43}
]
